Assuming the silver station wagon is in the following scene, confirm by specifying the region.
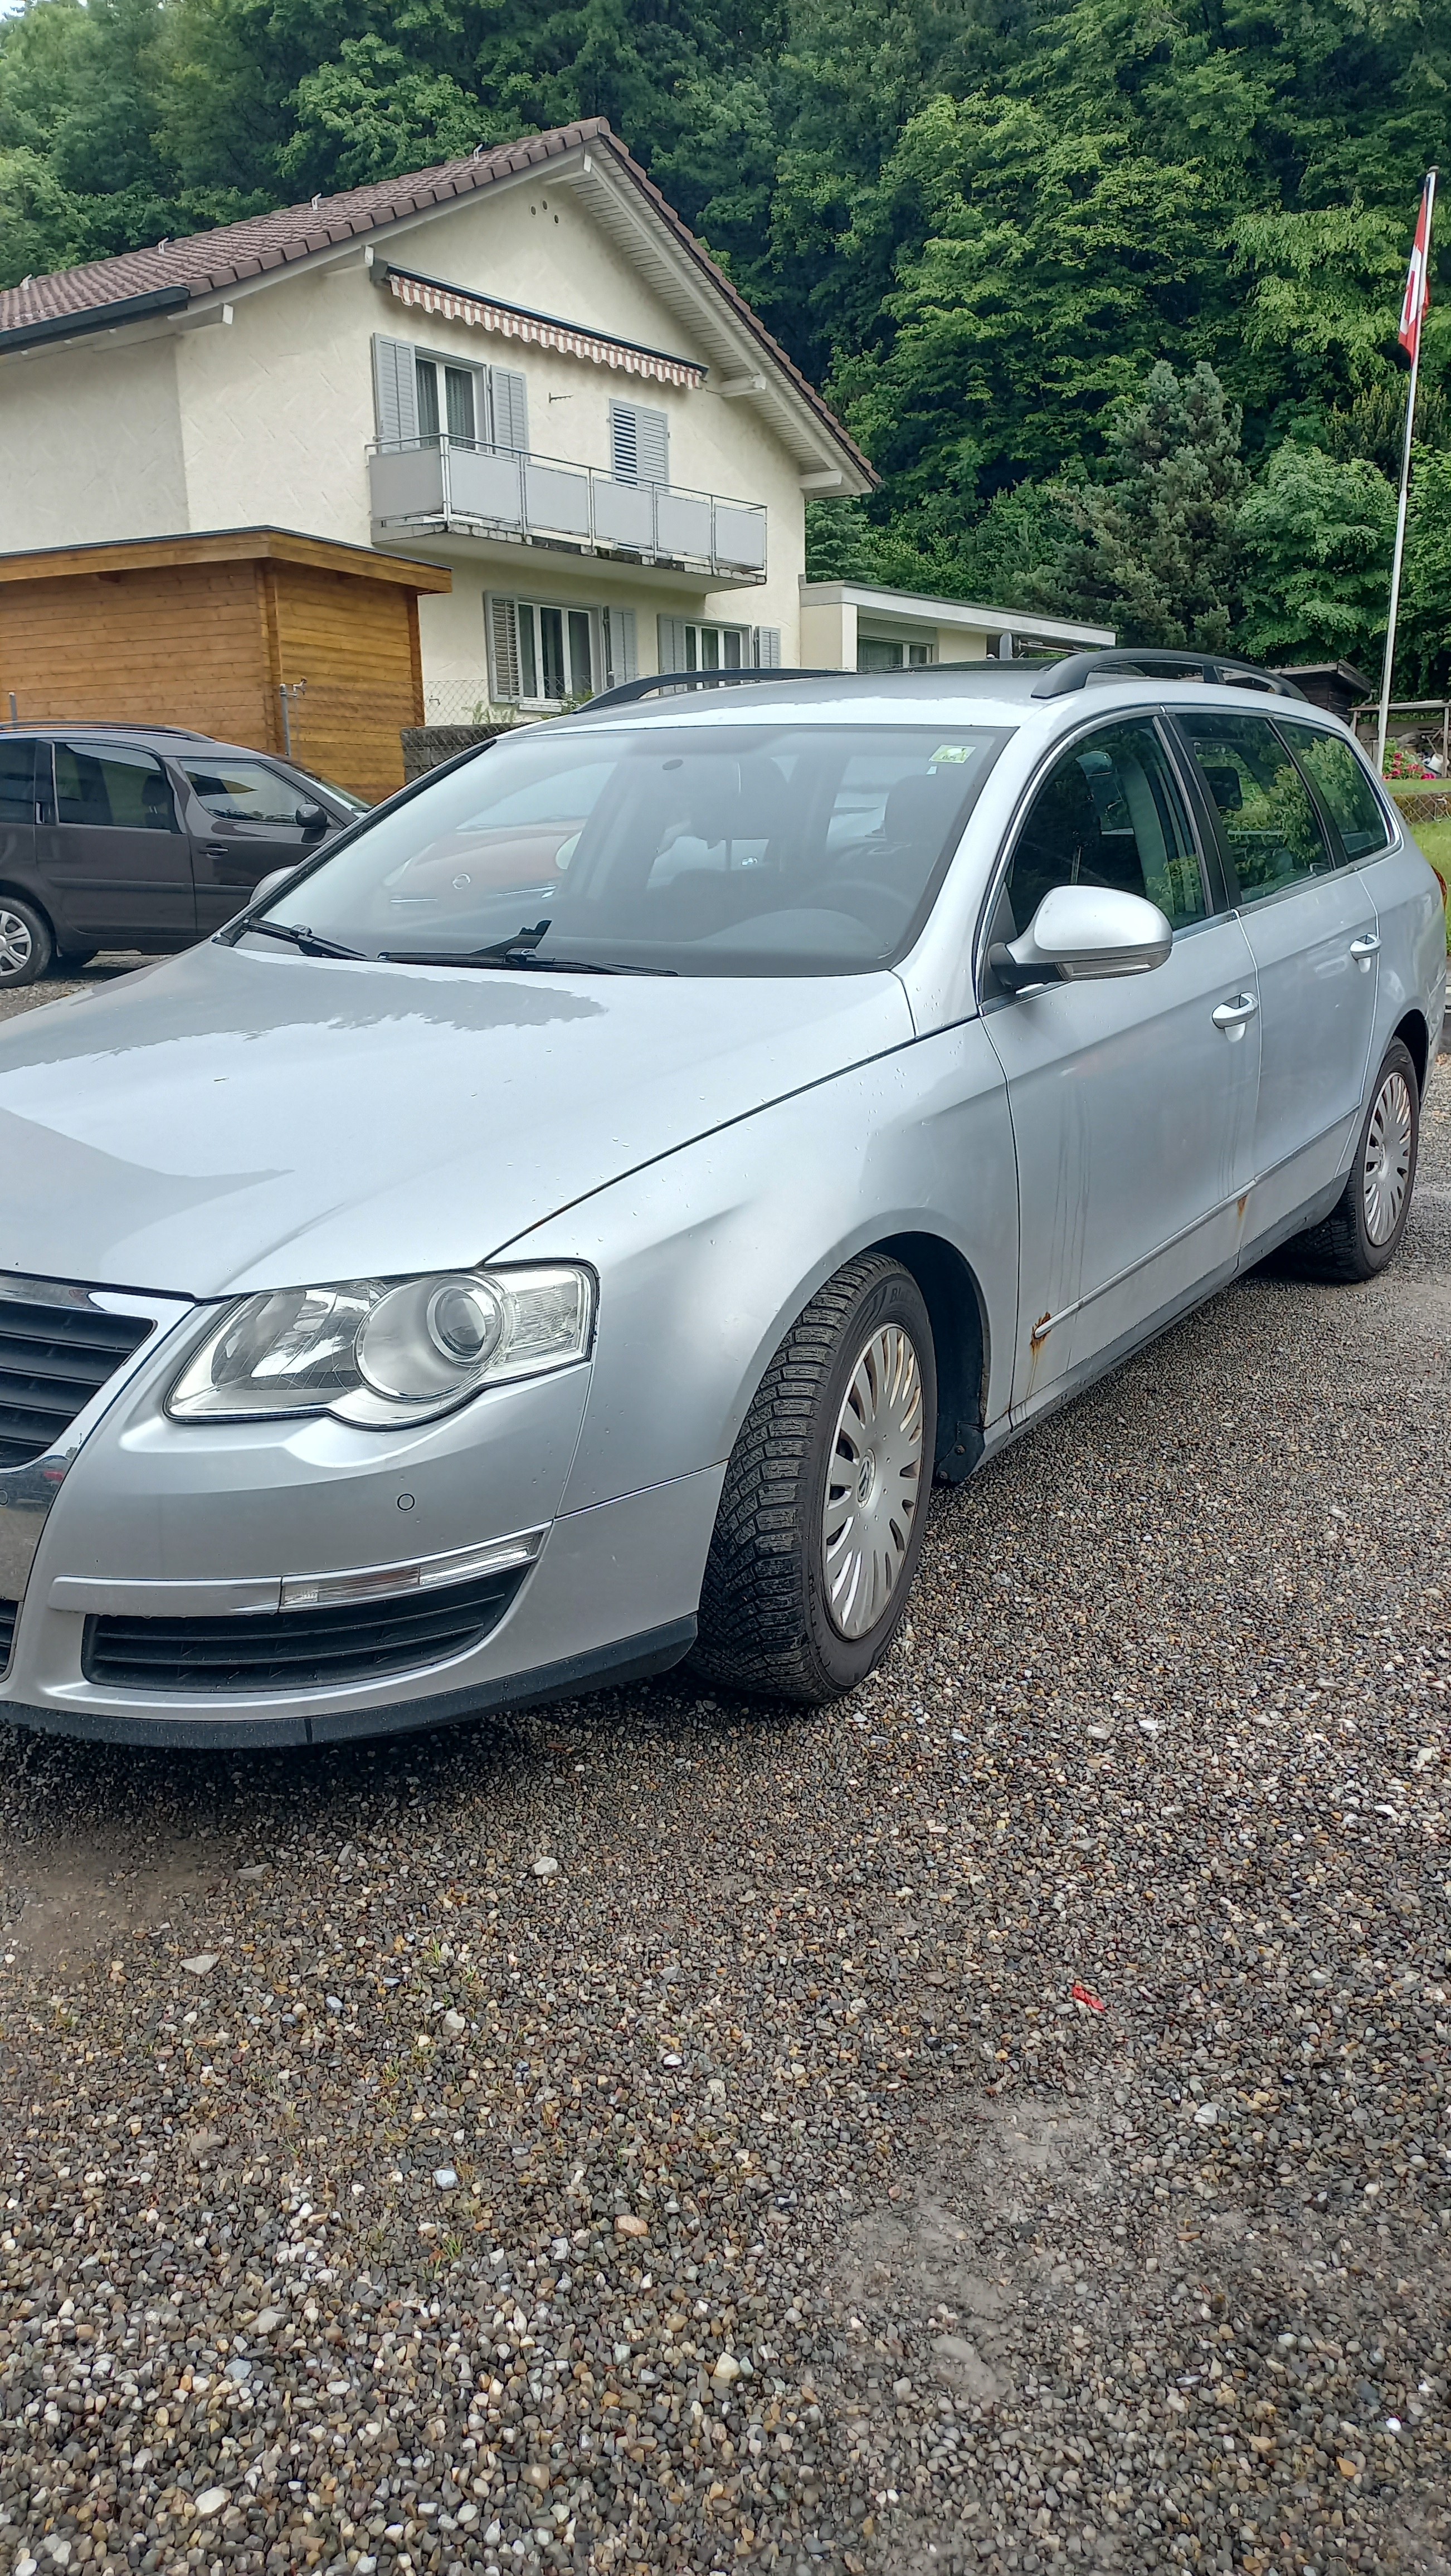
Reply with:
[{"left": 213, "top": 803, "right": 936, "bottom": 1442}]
[{"left": 0, "top": 652, "right": 1442, "bottom": 1746}]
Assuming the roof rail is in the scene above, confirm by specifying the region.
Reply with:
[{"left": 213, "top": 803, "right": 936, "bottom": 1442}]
[
  {"left": 1032, "top": 648, "right": 1306, "bottom": 701},
  {"left": 579, "top": 667, "right": 845, "bottom": 714}
]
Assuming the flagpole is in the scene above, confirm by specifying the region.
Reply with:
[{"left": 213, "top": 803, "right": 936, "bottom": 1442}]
[{"left": 1377, "top": 168, "right": 1437, "bottom": 776}]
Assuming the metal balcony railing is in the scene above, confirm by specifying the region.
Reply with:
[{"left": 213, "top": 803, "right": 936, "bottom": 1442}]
[{"left": 367, "top": 438, "right": 767, "bottom": 580}]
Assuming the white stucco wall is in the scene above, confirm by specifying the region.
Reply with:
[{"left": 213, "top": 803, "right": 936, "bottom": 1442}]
[{"left": 0, "top": 334, "right": 187, "bottom": 551}]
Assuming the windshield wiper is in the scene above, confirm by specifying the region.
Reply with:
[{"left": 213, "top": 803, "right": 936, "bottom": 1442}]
[
  {"left": 238, "top": 918, "right": 363, "bottom": 960},
  {"left": 379, "top": 948, "right": 676, "bottom": 976}
]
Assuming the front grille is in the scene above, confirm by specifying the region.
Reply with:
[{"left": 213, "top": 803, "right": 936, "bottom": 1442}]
[
  {"left": 0, "top": 1599, "right": 16, "bottom": 1675},
  {"left": 82, "top": 1565, "right": 526, "bottom": 1696},
  {"left": 0, "top": 1296, "right": 153, "bottom": 1470}
]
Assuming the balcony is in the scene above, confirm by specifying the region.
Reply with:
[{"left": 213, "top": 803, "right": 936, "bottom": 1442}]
[{"left": 368, "top": 438, "right": 767, "bottom": 584}]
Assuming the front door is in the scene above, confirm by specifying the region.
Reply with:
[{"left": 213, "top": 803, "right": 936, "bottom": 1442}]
[
  {"left": 981, "top": 714, "right": 1261, "bottom": 1416},
  {"left": 0, "top": 738, "right": 41, "bottom": 976},
  {"left": 37, "top": 739, "right": 196, "bottom": 947},
  {"left": 173, "top": 752, "right": 330, "bottom": 934},
  {"left": 1174, "top": 710, "right": 1381, "bottom": 1246}
]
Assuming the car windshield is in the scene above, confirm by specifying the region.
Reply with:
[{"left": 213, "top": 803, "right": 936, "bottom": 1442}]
[
  {"left": 253, "top": 720, "right": 1007, "bottom": 976},
  {"left": 296, "top": 766, "right": 371, "bottom": 816}
]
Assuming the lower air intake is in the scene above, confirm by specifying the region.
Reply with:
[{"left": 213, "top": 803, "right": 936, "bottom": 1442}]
[{"left": 82, "top": 1565, "right": 525, "bottom": 1696}]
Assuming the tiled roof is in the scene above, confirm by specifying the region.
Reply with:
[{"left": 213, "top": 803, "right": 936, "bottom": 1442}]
[{"left": 0, "top": 119, "right": 871, "bottom": 480}]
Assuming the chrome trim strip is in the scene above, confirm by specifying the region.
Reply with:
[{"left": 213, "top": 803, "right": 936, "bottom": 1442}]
[
  {"left": 0, "top": 1277, "right": 193, "bottom": 1608},
  {"left": 46, "top": 1525, "right": 549, "bottom": 1621}
]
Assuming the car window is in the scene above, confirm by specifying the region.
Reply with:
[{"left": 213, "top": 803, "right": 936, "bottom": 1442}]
[
  {"left": 1004, "top": 719, "right": 1206, "bottom": 935},
  {"left": 1178, "top": 712, "right": 1333, "bottom": 900},
  {"left": 181, "top": 760, "right": 317, "bottom": 826},
  {"left": 258, "top": 722, "right": 1007, "bottom": 978},
  {"left": 1278, "top": 721, "right": 1392, "bottom": 861},
  {"left": 0, "top": 738, "right": 36, "bottom": 825},
  {"left": 53, "top": 741, "right": 179, "bottom": 832}
]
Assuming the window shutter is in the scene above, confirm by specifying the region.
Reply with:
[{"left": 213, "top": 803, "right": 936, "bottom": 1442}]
[
  {"left": 610, "top": 401, "right": 639, "bottom": 484},
  {"left": 636, "top": 406, "right": 669, "bottom": 488},
  {"left": 602, "top": 607, "right": 638, "bottom": 690},
  {"left": 490, "top": 367, "right": 529, "bottom": 453},
  {"left": 658, "top": 616, "right": 688, "bottom": 673},
  {"left": 372, "top": 335, "right": 420, "bottom": 445},
  {"left": 752, "top": 626, "right": 782, "bottom": 668},
  {"left": 488, "top": 596, "right": 522, "bottom": 703}
]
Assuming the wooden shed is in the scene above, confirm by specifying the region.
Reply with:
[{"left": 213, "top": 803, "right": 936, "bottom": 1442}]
[{"left": 0, "top": 528, "right": 452, "bottom": 804}]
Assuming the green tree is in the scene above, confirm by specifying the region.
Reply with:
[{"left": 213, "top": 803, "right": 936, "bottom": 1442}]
[
  {"left": 1399, "top": 445, "right": 1451, "bottom": 699},
  {"left": 1050, "top": 362, "right": 1249, "bottom": 649},
  {"left": 1237, "top": 443, "right": 1395, "bottom": 669}
]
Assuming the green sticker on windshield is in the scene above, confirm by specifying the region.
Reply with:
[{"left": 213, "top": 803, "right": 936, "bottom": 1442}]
[{"left": 931, "top": 744, "right": 975, "bottom": 764}]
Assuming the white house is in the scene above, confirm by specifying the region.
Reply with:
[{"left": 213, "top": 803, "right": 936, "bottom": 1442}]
[{"left": 0, "top": 118, "right": 1110, "bottom": 786}]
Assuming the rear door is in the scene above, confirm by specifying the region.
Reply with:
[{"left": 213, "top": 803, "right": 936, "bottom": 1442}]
[
  {"left": 173, "top": 753, "right": 330, "bottom": 933},
  {"left": 37, "top": 739, "right": 196, "bottom": 947},
  {"left": 1173, "top": 710, "right": 1380, "bottom": 1248}
]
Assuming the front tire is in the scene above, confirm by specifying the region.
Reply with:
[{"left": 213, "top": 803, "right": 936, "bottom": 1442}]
[
  {"left": 0, "top": 896, "right": 52, "bottom": 989},
  {"left": 1292, "top": 1037, "right": 1419, "bottom": 1282},
  {"left": 692, "top": 1255, "right": 937, "bottom": 1704}
]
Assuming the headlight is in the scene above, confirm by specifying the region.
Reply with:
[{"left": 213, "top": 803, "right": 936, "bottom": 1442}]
[{"left": 167, "top": 1265, "right": 594, "bottom": 1426}]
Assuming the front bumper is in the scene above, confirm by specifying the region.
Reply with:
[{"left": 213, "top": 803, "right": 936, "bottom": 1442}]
[{"left": 0, "top": 1287, "right": 722, "bottom": 1745}]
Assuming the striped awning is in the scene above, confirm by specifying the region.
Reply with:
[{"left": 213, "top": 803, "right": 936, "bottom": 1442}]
[{"left": 386, "top": 269, "right": 705, "bottom": 389}]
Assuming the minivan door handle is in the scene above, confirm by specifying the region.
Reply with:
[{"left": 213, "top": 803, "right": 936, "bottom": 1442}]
[
  {"left": 1349, "top": 933, "right": 1380, "bottom": 968},
  {"left": 1211, "top": 992, "right": 1259, "bottom": 1034}
]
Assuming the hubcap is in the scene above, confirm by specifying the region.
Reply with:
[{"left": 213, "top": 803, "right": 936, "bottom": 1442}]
[
  {"left": 0, "top": 908, "right": 33, "bottom": 981},
  {"left": 1362, "top": 1070, "right": 1413, "bottom": 1245},
  {"left": 821, "top": 1324, "right": 924, "bottom": 1641}
]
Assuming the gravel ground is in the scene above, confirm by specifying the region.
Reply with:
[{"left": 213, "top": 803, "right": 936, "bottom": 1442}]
[{"left": 0, "top": 969, "right": 1447, "bottom": 2576}]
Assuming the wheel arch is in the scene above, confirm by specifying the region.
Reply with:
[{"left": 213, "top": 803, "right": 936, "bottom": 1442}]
[
  {"left": 875, "top": 1230, "right": 989, "bottom": 1484},
  {"left": 1391, "top": 1007, "right": 1431, "bottom": 1097}
]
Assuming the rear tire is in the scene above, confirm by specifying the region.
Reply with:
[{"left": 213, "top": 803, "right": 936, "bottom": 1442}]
[
  {"left": 691, "top": 1255, "right": 937, "bottom": 1704},
  {"left": 0, "top": 896, "right": 52, "bottom": 989},
  {"left": 1291, "top": 1037, "right": 1419, "bottom": 1282}
]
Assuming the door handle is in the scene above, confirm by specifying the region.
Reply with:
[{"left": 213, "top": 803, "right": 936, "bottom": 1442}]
[
  {"left": 1211, "top": 992, "right": 1259, "bottom": 1033},
  {"left": 1349, "top": 933, "right": 1380, "bottom": 968}
]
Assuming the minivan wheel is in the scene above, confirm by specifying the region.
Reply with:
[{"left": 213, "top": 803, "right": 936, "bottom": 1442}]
[
  {"left": 1291, "top": 1037, "right": 1419, "bottom": 1282},
  {"left": 691, "top": 1255, "right": 937, "bottom": 1704},
  {"left": 0, "top": 897, "right": 52, "bottom": 989}
]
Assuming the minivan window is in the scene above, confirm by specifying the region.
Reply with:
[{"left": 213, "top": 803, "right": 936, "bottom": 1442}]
[
  {"left": 182, "top": 760, "right": 320, "bottom": 826},
  {"left": 1278, "top": 721, "right": 1392, "bottom": 861},
  {"left": 257, "top": 723, "right": 1007, "bottom": 977},
  {"left": 54, "top": 741, "right": 179, "bottom": 833},
  {"left": 1005, "top": 719, "right": 1206, "bottom": 933},
  {"left": 1179, "top": 712, "right": 1333, "bottom": 901},
  {"left": 0, "top": 738, "right": 35, "bottom": 824}
]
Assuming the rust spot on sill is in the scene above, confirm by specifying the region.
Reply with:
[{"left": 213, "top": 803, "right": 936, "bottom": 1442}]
[
  {"left": 1236, "top": 1192, "right": 1249, "bottom": 1220},
  {"left": 1030, "top": 1312, "right": 1053, "bottom": 1351}
]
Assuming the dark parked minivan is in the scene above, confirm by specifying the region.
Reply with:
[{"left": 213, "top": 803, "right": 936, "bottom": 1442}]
[{"left": 0, "top": 725, "right": 369, "bottom": 985}]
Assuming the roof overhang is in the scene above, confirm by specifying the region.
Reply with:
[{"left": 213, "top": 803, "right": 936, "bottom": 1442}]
[
  {"left": 0, "top": 526, "right": 452, "bottom": 592},
  {"left": 802, "top": 580, "right": 1114, "bottom": 649}
]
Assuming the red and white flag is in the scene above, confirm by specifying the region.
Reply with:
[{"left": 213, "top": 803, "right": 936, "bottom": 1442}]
[{"left": 1399, "top": 176, "right": 1435, "bottom": 360}]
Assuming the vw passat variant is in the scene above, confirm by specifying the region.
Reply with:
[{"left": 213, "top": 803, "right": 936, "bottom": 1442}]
[{"left": 0, "top": 654, "right": 1441, "bottom": 1745}]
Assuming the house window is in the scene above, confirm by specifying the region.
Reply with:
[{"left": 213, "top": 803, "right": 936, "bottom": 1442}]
[
  {"left": 659, "top": 618, "right": 780, "bottom": 672},
  {"left": 489, "top": 597, "right": 598, "bottom": 705},
  {"left": 858, "top": 637, "right": 935, "bottom": 670},
  {"left": 372, "top": 335, "right": 528, "bottom": 452},
  {"left": 611, "top": 401, "right": 669, "bottom": 487},
  {"left": 416, "top": 357, "right": 477, "bottom": 443}
]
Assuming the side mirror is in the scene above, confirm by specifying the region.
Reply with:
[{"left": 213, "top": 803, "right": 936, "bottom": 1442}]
[
  {"left": 297, "top": 801, "right": 329, "bottom": 838},
  {"left": 990, "top": 883, "right": 1172, "bottom": 992},
  {"left": 249, "top": 865, "right": 303, "bottom": 910}
]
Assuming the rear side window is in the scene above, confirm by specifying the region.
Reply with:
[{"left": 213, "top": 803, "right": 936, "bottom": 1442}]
[
  {"left": 54, "top": 742, "right": 178, "bottom": 832},
  {"left": 1278, "top": 721, "right": 1392, "bottom": 861},
  {"left": 0, "top": 737, "right": 36, "bottom": 825},
  {"left": 1178, "top": 712, "right": 1333, "bottom": 901},
  {"left": 181, "top": 760, "right": 317, "bottom": 826}
]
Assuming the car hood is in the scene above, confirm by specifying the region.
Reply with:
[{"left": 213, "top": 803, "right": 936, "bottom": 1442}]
[{"left": 0, "top": 944, "right": 916, "bottom": 1298}]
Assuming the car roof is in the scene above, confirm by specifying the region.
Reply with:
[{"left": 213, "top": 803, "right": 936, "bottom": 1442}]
[
  {"left": 4, "top": 721, "right": 299, "bottom": 760},
  {"left": 558, "top": 665, "right": 1351, "bottom": 740}
]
